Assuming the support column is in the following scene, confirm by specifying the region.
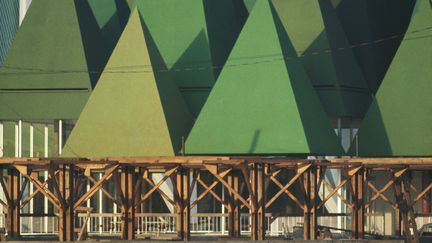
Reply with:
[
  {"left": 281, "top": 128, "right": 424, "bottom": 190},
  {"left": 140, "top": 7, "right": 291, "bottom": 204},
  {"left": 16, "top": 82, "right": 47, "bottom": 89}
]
[
  {"left": 58, "top": 164, "right": 75, "bottom": 241},
  {"left": 251, "top": 163, "right": 265, "bottom": 240},
  {"left": 228, "top": 171, "right": 241, "bottom": 238},
  {"left": 121, "top": 166, "right": 135, "bottom": 240},
  {"left": 422, "top": 171, "right": 431, "bottom": 213},
  {"left": 182, "top": 168, "right": 190, "bottom": 241},
  {"left": 303, "top": 166, "right": 317, "bottom": 240},
  {"left": 351, "top": 168, "right": 364, "bottom": 239},
  {"left": 175, "top": 168, "right": 190, "bottom": 241},
  {"left": 7, "top": 168, "right": 20, "bottom": 239}
]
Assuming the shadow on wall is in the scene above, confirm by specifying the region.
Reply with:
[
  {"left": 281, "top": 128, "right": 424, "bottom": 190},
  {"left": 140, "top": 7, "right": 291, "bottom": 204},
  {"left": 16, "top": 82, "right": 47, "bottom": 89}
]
[
  {"left": 141, "top": 15, "right": 193, "bottom": 154},
  {"left": 334, "top": 0, "right": 415, "bottom": 94},
  {"left": 349, "top": 102, "right": 392, "bottom": 156},
  {"left": 75, "top": 0, "right": 110, "bottom": 88},
  {"left": 248, "top": 130, "right": 261, "bottom": 154}
]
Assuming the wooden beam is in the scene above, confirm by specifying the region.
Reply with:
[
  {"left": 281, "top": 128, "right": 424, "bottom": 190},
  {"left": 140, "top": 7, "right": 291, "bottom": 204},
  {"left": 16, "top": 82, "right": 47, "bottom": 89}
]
[
  {"left": 204, "top": 164, "right": 251, "bottom": 210},
  {"left": 120, "top": 166, "right": 135, "bottom": 240},
  {"left": 74, "top": 164, "right": 118, "bottom": 209},
  {"left": 7, "top": 168, "right": 20, "bottom": 239}
]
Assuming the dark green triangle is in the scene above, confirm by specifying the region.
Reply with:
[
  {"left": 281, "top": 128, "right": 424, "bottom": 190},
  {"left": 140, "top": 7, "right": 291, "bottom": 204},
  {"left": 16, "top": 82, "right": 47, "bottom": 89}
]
[
  {"left": 185, "top": 0, "right": 342, "bottom": 155},
  {"left": 350, "top": 0, "right": 432, "bottom": 156},
  {"left": 88, "top": 0, "right": 130, "bottom": 53},
  {"left": 62, "top": 9, "right": 192, "bottom": 157},
  {"left": 272, "top": 0, "right": 371, "bottom": 118},
  {"left": 0, "top": 0, "right": 107, "bottom": 120}
]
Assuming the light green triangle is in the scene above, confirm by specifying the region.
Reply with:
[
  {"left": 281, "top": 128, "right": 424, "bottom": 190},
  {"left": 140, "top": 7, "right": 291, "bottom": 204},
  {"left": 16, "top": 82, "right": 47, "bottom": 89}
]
[
  {"left": 351, "top": 0, "right": 432, "bottom": 156},
  {"left": 62, "top": 9, "right": 193, "bottom": 157},
  {"left": 0, "top": 0, "right": 106, "bottom": 120},
  {"left": 272, "top": 0, "right": 371, "bottom": 118},
  {"left": 186, "top": 0, "right": 342, "bottom": 155}
]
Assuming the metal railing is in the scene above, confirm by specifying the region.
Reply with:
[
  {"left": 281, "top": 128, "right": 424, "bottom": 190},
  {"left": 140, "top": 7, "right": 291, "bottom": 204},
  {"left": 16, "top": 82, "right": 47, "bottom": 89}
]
[
  {"left": 12, "top": 213, "right": 336, "bottom": 237},
  {"left": 136, "top": 213, "right": 176, "bottom": 235},
  {"left": 20, "top": 215, "right": 58, "bottom": 235}
]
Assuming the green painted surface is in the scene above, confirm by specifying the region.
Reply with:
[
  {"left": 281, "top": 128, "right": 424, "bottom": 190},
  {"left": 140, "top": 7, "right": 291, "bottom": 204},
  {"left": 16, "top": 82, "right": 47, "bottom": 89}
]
[
  {"left": 62, "top": 10, "right": 193, "bottom": 157},
  {"left": 0, "top": 0, "right": 107, "bottom": 120},
  {"left": 88, "top": 0, "right": 130, "bottom": 54},
  {"left": 272, "top": 0, "right": 371, "bottom": 118},
  {"left": 351, "top": 0, "right": 432, "bottom": 156},
  {"left": 334, "top": 0, "right": 415, "bottom": 94},
  {"left": 186, "top": 0, "right": 343, "bottom": 155},
  {"left": 129, "top": 0, "right": 245, "bottom": 117}
]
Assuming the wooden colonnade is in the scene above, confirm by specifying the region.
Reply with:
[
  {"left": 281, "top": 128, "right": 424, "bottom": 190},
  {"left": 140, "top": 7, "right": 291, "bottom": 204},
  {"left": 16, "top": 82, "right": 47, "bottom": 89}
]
[{"left": 0, "top": 157, "right": 432, "bottom": 242}]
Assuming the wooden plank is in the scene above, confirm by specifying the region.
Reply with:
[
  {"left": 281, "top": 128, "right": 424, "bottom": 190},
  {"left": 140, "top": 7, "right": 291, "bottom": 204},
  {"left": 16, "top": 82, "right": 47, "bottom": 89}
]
[
  {"left": 204, "top": 164, "right": 251, "bottom": 210},
  {"left": 266, "top": 164, "right": 311, "bottom": 208},
  {"left": 73, "top": 164, "right": 119, "bottom": 209}
]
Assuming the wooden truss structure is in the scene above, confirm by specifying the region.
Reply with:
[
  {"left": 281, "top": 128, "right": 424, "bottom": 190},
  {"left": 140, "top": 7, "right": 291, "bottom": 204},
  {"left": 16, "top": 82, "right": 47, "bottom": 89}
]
[{"left": 0, "top": 156, "right": 432, "bottom": 242}]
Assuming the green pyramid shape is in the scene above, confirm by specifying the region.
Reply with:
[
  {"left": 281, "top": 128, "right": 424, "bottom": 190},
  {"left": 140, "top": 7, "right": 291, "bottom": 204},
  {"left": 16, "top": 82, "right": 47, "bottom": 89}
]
[
  {"left": 88, "top": 0, "right": 130, "bottom": 52},
  {"left": 130, "top": 0, "right": 245, "bottom": 117},
  {"left": 62, "top": 9, "right": 193, "bottom": 157},
  {"left": 272, "top": 0, "right": 371, "bottom": 118},
  {"left": 0, "top": 0, "right": 107, "bottom": 120},
  {"left": 350, "top": 0, "right": 432, "bottom": 156},
  {"left": 333, "top": 0, "right": 415, "bottom": 94},
  {"left": 185, "top": 0, "right": 343, "bottom": 155}
]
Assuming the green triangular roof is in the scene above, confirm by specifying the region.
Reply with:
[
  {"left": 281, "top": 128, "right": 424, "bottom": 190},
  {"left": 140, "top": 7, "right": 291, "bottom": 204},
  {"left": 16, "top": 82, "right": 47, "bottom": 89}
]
[
  {"left": 129, "top": 0, "right": 245, "bottom": 117},
  {"left": 88, "top": 0, "right": 130, "bottom": 51},
  {"left": 0, "top": 0, "right": 107, "bottom": 120},
  {"left": 350, "top": 0, "right": 432, "bottom": 156},
  {"left": 333, "top": 0, "right": 415, "bottom": 94},
  {"left": 272, "top": 0, "right": 371, "bottom": 118},
  {"left": 185, "top": 0, "right": 343, "bottom": 155},
  {"left": 62, "top": 9, "right": 193, "bottom": 157}
]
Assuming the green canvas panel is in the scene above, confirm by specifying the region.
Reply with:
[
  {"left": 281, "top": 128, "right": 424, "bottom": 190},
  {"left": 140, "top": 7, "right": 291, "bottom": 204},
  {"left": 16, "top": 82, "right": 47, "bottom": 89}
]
[
  {"left": 185, "top": 0, "right": 342, "bottom": 155},
  {"left": 203, "top": 0, "right": 247, "bottom": 78},
  {"left": 134, "top": 0, "right": 215, "bottom": 117},
  {"left": 243, "top": 0, "right": 256, "bottom": 13},
  {"left": 0, "top": 0, "right": 107, "bottom": 120},
  {"left": 351, "top": 0, "right": 432, "bottom": 156},
  {"left": 333, "top": 0, "right": 415, "bottom": 94},
  {"left": 62, "top": 9, "right": 192, "bottom": 157},
  {"left": 272, "top": 0, "right": 371, "bottom": 118},
  {"left": 88, "top": 0, "right": 130, "bottom": 53}
]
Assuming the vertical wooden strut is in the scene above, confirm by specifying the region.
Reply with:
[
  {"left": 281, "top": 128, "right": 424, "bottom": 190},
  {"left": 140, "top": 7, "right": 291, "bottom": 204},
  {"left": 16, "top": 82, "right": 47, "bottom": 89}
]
[
  {"left": 58, "top": 164, "right": 75, "bottom": 241},
  {"left": 228, "top": 170, "right": 241, "bottom": 238},
  {"left": 394, "top": 172, "right": 419, "bottom": 243},
  {"left": 7, "top": 168, "right": 20, "bottom": 239},
  {"left": 120, "top": 166, "right": 135, "bottom": 240},
  {"left": 251, "top": 163, "right": 265, "bottom": 240},
  {"left": 303, "top": 165, "right": 317, "bottom": 240},
  {"left": 351, "top": 167, "right": 364, "bottom": 239},
  {"left": 182, "top": 168, "right": 190, "bottom": 241},
  {"left": 174, "top": 167, "right": 190, "bottom": 240}
]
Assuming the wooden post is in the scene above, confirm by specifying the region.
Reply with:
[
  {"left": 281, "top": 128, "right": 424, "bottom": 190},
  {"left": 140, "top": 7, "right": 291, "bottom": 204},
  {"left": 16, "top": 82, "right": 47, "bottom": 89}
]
[
  {"left": 251, "top": 163, "right": 265, "bottom": 240},
  {"left": 121, "top": 166, "right": 135, "bottom": 240},
  {"left": 393, "top": 177, "right": 402, "bottom": 237},
  {"left": 351, "top": 168, "right": 364, "bottom": 239},
  {"left": 228, "top": 171, "right": 241, "bottom": 238},
  {"left": 422, "top": 171, "right": 431, "bottom": 213},
  {"left": 309, "top": 165, "right": 317, "bottom": 240},
  {"left": 182, "top": 168, "right": 190, "bottom": 241},
  {"left": 175, "top": 169, "right": 183, "bottom": 239},
  {"left": 58, "top": 164, "right": 75, "bottom": 241},
  {"left": 7, "top": 168, "right": 20, "bottom": 239}
]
